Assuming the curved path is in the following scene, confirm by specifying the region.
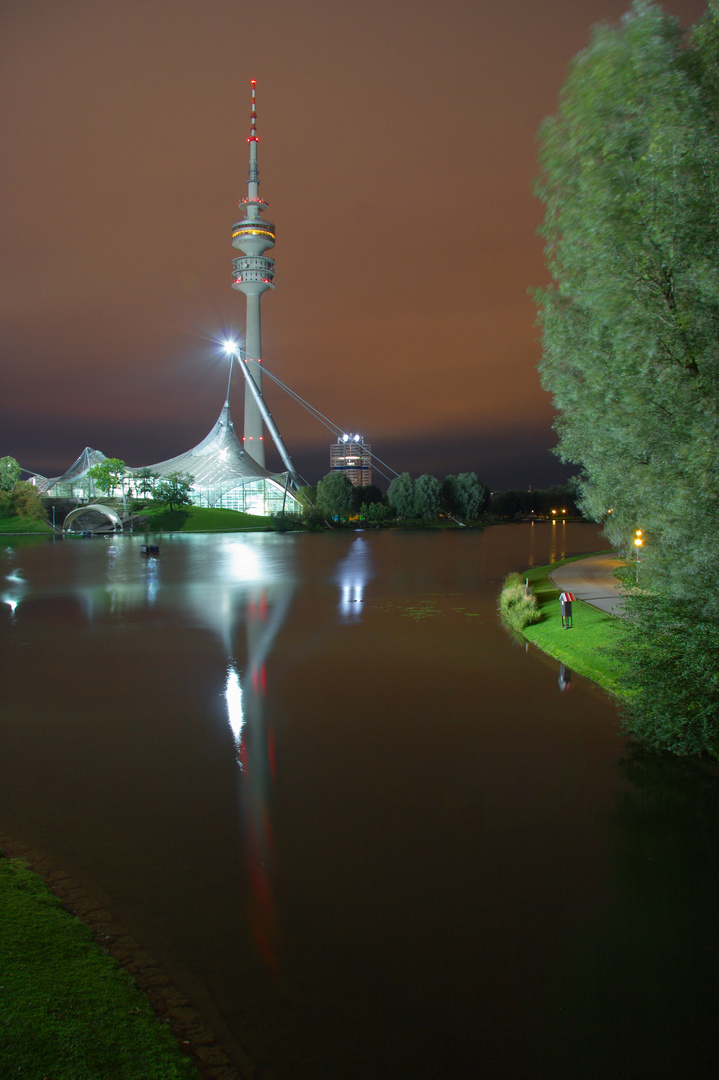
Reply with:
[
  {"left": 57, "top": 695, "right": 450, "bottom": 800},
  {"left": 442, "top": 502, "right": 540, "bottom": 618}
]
[{"left": 549, "top": 552, "right": 626, "bottom": 615}]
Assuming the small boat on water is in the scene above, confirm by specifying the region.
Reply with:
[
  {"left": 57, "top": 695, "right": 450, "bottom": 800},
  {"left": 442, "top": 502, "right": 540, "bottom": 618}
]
[{"left": 140, "top": 544, "right": 160, "bottom": 555}]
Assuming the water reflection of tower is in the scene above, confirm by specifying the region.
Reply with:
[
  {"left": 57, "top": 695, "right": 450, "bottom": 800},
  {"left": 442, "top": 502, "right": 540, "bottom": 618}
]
[
  {"left": 231, "top": 80, "right": 275, "bottom": 468},
  {"left": 225, "top": 583, "right": 294, "bottom": 973}
]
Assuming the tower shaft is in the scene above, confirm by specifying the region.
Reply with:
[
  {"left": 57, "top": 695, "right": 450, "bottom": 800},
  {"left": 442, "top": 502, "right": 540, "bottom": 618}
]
[{"left": 231, "top": 79, "right": 275, "bottom": 467}]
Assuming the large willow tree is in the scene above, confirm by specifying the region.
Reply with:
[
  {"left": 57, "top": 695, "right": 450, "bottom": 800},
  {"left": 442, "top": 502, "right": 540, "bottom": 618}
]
[{"left": 536, "top": 1, "right": 719, "bottom": 754}]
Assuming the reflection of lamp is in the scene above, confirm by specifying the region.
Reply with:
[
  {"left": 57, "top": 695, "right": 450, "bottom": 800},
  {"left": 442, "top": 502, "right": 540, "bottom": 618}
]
[
  {"left": 3, "top": 568, "right": 26, "bottom": 620},
  {"left": 336, "top": 536, "right": 373, "bottom": 620},
  {"left": 224, "top": 663, "right": 245, "bottom": 744},
  {"left": 342, "top": 583, "right": 364, "bottom": 608}
]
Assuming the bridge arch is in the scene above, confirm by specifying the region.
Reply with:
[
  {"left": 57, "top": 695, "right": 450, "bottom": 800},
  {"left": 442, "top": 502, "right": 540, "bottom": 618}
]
[{"left": 63, "top": 504, "right": 123, "bottom": 533}]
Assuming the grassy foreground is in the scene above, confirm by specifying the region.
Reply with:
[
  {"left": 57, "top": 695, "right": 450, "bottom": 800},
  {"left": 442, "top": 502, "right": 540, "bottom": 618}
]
[
  {"left": 0, "top": 854, "right": 200, "bottom": 1080},
  {"left": 519, "top": 555, "right": 629, "bottom": 699}
]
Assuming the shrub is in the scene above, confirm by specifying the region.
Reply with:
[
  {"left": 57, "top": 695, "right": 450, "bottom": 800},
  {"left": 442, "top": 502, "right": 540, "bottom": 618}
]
[
  {"left": 498, "top": 572, "right": 542, "bottom": 633},
  {"left": 617, "top": 591, "right": 719, "bottom": 757},
  {"left": 12, "top": 482, "right": 47, "bottom": 521}
]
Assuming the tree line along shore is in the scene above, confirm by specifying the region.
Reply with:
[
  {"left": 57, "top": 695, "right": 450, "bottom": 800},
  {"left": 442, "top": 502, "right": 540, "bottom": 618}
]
[{"left": 0, "top": 453, "right": 579, "bottom": 531}]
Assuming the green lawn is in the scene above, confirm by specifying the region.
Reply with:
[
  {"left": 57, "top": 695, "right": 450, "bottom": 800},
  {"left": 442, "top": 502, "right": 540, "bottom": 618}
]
[
  {"left": 0, "top": 854, "right": 200, "bottom": 1080},
  {"left": 0, "top": 516, "right": 53, "bottom": 534},
  {"left": 142, "top": 505, "right": 281, "bottom": 531},
  {"left": 521, "top": 555, "right": 629, "bottom": 699}
]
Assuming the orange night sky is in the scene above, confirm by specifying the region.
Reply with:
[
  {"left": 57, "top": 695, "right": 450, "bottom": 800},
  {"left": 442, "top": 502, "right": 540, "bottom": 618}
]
[{"left": 0, "top": 0, "right": 708, "bottom": 488}]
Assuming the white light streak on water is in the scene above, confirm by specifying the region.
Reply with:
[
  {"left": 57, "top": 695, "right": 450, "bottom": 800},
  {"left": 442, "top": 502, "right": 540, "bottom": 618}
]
[{"left": 225, "top": 663, "right": 245, "bottom": 748}]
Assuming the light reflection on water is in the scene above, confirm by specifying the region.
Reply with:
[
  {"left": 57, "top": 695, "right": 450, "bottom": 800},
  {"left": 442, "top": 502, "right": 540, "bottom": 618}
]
[
  {"left": 335, "top": 535, "right": 373, "bottom": 619},
  {"left": 2, "top": 553, "right": 27, "bottom": 617},
  {"left": 224, "top": 663, "right": 244, "bottom": 742},
  {"left": 1, "top": 525, "right": 718, "bottom": 1079}
]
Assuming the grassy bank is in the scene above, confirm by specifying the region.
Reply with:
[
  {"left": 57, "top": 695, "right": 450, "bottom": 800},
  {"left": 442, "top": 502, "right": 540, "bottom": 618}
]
[
  {"left": 0, "top": 516, "right": 53, "bottom": 534},
  {"left": 141, "top": 505, "right": 277, "bottom": 532},
  {"left": 0, "top": 853, "right": 200, "bottom": 1080},
  {"left": 517, "top": 555, "right": 629, "bottom": 699}
]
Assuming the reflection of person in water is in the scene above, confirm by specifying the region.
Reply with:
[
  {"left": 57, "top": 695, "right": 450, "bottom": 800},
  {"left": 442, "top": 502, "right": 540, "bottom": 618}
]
[{"left": 558, "top": 664, "right": 572, "bottom": 692}]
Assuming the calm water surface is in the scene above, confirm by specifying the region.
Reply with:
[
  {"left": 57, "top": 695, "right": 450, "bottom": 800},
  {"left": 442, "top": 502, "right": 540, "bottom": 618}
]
[{"left": 2, "top": 524, "right": 718, "bottom": 1078}]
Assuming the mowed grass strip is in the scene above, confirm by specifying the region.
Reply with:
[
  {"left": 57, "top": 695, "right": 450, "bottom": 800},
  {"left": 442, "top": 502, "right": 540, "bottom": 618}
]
[
  {"left": 0, "top": 854, "right": 200, "bottom": 1080},
  {"left": 521, "top": 555, "right": 629, "bottom": 700}
]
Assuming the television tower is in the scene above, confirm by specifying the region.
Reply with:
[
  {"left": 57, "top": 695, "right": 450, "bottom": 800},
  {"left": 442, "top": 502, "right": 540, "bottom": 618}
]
[{"left": 231, "top": 79, "right": 275, "bottom": 468}]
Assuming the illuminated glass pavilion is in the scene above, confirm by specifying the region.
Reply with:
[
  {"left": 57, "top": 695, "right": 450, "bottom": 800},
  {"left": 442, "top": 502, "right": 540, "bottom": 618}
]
[
  {"left": 36, "top": 400, "right": 300, "bottom": 516},
  {"left": 129, "top": 400, "right": 299, "bottom": 515}
]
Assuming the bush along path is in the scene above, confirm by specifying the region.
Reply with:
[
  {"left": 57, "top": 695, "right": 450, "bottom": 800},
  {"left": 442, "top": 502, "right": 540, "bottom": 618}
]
[{"left": 499, "top": 555, "right": 629, "bottom": 700}]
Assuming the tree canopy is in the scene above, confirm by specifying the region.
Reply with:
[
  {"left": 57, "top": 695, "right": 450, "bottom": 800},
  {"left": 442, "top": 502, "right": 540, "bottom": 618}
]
[
  {"left": 12, "top": 482, "right": 47, "bottom": 522},
  {"left": 350, "top": 484, "right": 384, "bottom": 515},
  {"left": 442, "top": 473, "right": 488, "bottom": 520},
  {"left": 386, "top": 473, "right": 415, "bottom": 519},
  {"left": 132, "top": 468, "right": 159, "bottom": 499},
  {"left": 535, "top": 0, "right": 719, "bottom": 753},
  {"left": 536, "top": 0, "right": 719, "bottom": 605},
  {"left": 316, "top": 472, "right": 353, "bottom": 521},
  {"left": 0, "top": 457, "right": 21, "bottom": 493},
  {"left": 154, "top": 472, "right": 194, "bottom": 512},
  {"left": 413, "top": 474, "right": 441, "bottom": 521},
  {"left": 87, "top": 458, "right": 126, "bottom": 497}
]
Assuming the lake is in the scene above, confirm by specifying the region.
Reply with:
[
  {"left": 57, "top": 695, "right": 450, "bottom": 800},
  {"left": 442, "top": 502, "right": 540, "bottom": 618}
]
[{"left": 2, "top": 524, "right": 718, "bottom": 1079}]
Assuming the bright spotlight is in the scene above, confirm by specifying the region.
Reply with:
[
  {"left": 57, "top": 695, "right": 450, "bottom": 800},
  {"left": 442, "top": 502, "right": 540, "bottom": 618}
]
[{"left": 223, "top": 339, "right": 238, "bottom": 355}]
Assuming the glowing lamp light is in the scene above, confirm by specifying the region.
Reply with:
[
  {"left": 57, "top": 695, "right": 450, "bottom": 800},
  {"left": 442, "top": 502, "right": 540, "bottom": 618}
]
[{"left": 223, "top": 339, "right": 238, "bottom": 355}]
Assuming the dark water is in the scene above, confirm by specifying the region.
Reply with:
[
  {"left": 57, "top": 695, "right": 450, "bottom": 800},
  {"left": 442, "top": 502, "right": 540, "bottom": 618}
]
[{"left": 1, "top": 524, "right": 718, "bottom": 1079}]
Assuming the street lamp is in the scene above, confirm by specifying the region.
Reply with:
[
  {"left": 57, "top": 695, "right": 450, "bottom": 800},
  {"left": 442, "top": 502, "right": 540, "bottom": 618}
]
[{"left": 634, "top": 529, "right": 643, "bottom": 583}]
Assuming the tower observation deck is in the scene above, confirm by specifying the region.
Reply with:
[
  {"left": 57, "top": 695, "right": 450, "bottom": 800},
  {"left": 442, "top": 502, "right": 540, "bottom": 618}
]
[{"left": 231, "top": 79, "right": 275, "bottom": 467}]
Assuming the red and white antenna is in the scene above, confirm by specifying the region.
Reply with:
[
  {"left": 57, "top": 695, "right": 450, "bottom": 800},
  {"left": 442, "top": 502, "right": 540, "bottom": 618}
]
[{"left": 248, "top": 78, "right": 258, "bottom": 143}]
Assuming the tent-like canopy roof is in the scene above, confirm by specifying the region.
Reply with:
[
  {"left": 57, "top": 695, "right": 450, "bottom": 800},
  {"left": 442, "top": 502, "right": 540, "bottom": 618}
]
[
  {"left": 34, "top": 447, "right": 107, "bottom": 494},
  {"left": 133, "top": 401, "right": 277, "bottom": 494},
  {"left": 32, "top": 402, "right": 294, "bottom": 507}
]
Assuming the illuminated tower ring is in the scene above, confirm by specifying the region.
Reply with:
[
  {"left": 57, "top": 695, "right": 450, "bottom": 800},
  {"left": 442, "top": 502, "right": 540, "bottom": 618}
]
[{"left": 231, "top": 79, "right": 275, "bottom": 467}]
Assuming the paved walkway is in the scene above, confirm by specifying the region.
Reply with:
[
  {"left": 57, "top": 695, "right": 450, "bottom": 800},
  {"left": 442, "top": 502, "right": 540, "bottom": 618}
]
[{"left": 549, "top": 552, "right": 626, "bottom": 615}]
